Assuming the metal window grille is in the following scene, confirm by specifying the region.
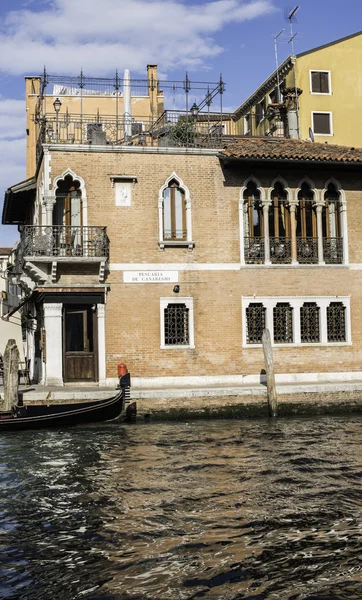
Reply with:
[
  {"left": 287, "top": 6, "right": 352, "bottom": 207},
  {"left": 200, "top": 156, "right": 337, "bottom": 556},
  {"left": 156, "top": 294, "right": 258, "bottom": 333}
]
[
  {"left": 164, "top": 303, "right": 189, "bottom": 345},
  {"left": 300, "top": 302, "right": 320, "bottom": 343},
  {"left": 273, "top": 302, "right": 293, "bottom": 343},
  {"left": 327, "top": 302, "right": 346, "bottom": 342},
  {"left": 246, "top": 303, "right": 266, "bottom": 344}
]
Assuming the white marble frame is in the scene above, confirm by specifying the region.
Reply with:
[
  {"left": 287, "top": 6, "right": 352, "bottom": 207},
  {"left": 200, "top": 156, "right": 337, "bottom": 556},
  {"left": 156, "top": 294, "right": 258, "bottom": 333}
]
[{"left": 160, "top": 296, "right": 195, "bottom": 349}]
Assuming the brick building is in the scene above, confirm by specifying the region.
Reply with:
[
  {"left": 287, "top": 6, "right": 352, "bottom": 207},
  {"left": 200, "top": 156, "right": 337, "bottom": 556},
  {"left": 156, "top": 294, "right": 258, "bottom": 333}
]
[{"left": 2, "top": 69, "right": 362, "bottom": 389}]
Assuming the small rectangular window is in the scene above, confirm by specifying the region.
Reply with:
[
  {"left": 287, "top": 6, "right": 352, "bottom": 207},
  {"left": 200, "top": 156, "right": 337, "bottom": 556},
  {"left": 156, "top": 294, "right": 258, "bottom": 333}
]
[
  {"left": 327, "top": 302, "right": 346, "bottom": 342},
  {"left": 311, "top": 71, "right": 330, "bottom": 94},
  {"left": 300, "top": 302, "right": 320, "bottom": 343},
  {"left": 246, "top": 303, "right": 266, "bottom": 344},
  {"left": 313, "top": 113, "right": 332, "bottom": 135},
  {"left": 164, "top": 303, "right": 189, "bottom": 345},
  {"left": 273, "top": 302, "right": 293, "bottom": 343}
]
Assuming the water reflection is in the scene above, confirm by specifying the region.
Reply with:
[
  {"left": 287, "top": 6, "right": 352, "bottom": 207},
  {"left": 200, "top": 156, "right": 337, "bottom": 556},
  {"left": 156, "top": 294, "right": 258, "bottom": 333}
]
[{"left": 1, "top": 418, "right": 362, "bottom": 599}]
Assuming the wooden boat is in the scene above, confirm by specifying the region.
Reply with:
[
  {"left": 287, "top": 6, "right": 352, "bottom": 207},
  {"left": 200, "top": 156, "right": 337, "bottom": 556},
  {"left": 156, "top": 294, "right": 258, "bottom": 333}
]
[{"left": 0, "top": 372, "right": 131, "bottom": 431}]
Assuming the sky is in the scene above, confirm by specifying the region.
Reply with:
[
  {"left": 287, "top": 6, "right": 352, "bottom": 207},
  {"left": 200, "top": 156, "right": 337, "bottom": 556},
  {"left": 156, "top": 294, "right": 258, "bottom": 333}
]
[{"left": 0, "top": 0, "right": 361, "bottom": 246}]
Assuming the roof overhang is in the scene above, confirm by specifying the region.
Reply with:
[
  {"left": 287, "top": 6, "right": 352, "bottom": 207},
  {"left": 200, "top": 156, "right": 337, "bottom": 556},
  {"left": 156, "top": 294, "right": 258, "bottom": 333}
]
[{"left": 2, "top": 177, "right": 36, "bottom": 225}]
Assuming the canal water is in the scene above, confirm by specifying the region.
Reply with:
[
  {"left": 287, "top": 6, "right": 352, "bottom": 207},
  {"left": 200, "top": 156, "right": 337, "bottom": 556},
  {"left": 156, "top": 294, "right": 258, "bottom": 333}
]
[{"left": 1, "top": 417, "right": 362, "bottom": 600}]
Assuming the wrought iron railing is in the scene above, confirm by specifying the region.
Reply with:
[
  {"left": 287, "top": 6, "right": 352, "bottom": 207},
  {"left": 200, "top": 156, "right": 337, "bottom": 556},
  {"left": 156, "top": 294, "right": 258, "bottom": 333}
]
[
  {"left": 244, "top": 237, "right": 265, "bottom": 264},
  {"left": 270, "top": 237, "right": 292, "bottom": 264},
  {"left": 22, "top": 226, "right": 108, "bottom": 258},
  {"left": 34, "top": 109, "right": 227, "bottom": 163},
  {"left": 323, "top": 237, "right": 343, "bottom": 264},
  {"left": 297, "top": 237, "right": 318, "bottom": 264}
]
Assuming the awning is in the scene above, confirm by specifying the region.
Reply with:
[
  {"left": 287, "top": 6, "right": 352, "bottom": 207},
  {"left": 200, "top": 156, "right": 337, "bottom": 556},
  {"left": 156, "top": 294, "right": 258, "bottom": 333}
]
[{"left": 2, "top": 176, "right": 36, "bottom": 225}]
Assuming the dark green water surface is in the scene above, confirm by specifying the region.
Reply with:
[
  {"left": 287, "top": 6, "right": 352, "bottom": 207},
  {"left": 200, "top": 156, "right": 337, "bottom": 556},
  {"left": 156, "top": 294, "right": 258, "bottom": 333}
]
[{"left": 1, "top": 417, "right": 362, "bottom": 599}]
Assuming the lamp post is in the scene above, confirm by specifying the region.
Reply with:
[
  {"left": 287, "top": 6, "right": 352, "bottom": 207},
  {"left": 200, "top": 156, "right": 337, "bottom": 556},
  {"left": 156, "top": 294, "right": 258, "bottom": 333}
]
[
  {"left": 190, "top": 101, "right": 199, "bottom": 122},
  {"left": 53, "top": 97, "right": 62, "bottom": 142}
]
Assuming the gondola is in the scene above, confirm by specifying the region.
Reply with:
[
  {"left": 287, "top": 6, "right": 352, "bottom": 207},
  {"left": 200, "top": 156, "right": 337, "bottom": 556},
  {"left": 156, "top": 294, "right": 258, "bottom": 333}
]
[{"left": 0, "top": 372, "right": 131, "bottom": 431}]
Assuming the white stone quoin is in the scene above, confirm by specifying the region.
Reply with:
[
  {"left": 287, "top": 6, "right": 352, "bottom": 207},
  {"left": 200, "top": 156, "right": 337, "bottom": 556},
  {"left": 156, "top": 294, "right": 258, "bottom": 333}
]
[{"left": 43, "top": 303, "right": 63, "bottom": 386}]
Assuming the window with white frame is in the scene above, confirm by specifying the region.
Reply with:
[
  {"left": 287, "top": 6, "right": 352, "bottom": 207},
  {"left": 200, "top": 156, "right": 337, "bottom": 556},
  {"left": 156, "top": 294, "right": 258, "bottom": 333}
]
[
  {"left": 160, "top": 297, "right": 195, "bottom": 349},
  {"left": 310, "top": 71, "right": 331, "bottom": 94},
  {"left": 312, "top": 112, "right": 333, "bottom": 135},
  {"left": 159, "top": 175, "right": 193, "bottom": 249},
  {"left": 242, "top": 297, "right": 350, "bottom": 347}
]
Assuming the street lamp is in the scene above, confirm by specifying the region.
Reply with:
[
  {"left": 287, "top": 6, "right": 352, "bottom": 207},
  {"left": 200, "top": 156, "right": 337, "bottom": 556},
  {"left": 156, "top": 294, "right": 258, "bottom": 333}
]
[
  {"left": 53, "top": 97, "right": 62, "bottom": 142},
  {"left": 190, "top": 101, "right": 199, "bottom": 121}
]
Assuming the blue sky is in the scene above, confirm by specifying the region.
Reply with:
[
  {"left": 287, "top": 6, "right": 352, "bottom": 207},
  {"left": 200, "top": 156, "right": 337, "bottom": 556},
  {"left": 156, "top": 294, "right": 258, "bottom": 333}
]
[{"left": 1, "top": 0, "right": 361, "bottom": 246}]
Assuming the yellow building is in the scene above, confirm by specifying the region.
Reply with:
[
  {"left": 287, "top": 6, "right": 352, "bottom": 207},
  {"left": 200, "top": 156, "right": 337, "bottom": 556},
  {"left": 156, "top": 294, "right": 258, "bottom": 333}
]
[{"left": 232, "top": 30, "right": 362, "bottom": 146}]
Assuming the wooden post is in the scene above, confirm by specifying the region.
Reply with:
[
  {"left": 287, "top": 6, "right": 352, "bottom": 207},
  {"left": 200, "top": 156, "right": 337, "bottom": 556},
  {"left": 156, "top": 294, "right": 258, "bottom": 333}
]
[
  {"left": 2, "top": 339, "right": 20, "bottom": 412},
  {"left": 262, "top": 328, "right": 278, "bottom": 417}
]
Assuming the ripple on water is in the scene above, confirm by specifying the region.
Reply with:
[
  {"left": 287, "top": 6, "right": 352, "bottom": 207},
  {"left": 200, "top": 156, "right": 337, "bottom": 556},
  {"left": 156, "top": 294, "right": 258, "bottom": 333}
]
[{"left": 1, "top": 417, "right": 362, "bottom": 599}]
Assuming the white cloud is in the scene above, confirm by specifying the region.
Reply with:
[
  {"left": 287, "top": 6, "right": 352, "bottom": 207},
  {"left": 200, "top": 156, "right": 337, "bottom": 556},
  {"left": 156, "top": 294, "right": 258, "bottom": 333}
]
[
  {"left": 0, "top": 99, "right": 26, "bottom": 139},
  {"left": 0, "top": 0, "right": 275, "bottom": 75}
]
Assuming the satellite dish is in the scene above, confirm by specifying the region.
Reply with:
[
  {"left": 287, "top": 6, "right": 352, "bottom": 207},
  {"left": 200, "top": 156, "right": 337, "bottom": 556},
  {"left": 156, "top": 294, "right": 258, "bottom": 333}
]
[{"left": 309, "top": 127, "right": 315, "bottom": 142}]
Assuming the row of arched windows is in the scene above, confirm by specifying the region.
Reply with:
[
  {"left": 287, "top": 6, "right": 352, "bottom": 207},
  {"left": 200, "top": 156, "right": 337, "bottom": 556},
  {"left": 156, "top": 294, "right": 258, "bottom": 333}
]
[{"left": 243, "top": 179, "right": 344, "bottom": 264}]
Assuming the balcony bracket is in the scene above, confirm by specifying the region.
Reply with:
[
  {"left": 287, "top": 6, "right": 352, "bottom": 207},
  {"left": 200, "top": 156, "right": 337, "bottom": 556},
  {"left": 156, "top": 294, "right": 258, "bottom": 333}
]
[
  {"left": 24, "top": 261, "right": 48, "bottom": 283},
  {"left": 99, "top": 261, "right": 106, "bottom": 283},
  {"left": 51, "top": 261, "right": 58, "bottom": 283}
]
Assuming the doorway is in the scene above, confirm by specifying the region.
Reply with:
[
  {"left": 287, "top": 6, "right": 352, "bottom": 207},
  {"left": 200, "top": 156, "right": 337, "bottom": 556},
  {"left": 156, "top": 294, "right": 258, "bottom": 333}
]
[{"left": 63, "top": 305, "right": 97, "bottom": 382}]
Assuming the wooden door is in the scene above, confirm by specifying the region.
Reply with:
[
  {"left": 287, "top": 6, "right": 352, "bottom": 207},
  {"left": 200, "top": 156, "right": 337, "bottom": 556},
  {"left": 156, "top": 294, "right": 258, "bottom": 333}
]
[{"left": 63, "top": 306, "right": 97, "bottom": 382}]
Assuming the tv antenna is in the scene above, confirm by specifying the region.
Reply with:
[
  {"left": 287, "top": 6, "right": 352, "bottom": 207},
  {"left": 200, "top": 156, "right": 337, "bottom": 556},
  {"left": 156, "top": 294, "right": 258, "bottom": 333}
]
[
  {"left": 274, "top": 29, "right": 285, "bottom": 103},
  {"left": 286, "top": 5, "right": 300, "bottom": 55}
]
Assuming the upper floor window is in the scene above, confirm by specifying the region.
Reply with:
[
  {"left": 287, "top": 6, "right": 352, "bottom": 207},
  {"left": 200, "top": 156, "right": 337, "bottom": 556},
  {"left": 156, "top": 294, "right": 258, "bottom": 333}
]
[
  {"left": 323, "top": 183, "right": 343, "bottom": 264},
  {"left": 269, "top": 182, "right": 291, "bottom": 264},
  {"left": 312, "top": 112, "right": 333, "bottom": 136},
  {"left": 296, "top": 182, "right": 318, "bottom": 264},
  {"left": 159, "top": 175, "right": 194, "bottom": 250},
  {"left": 310, "top": 71, "right": 331, "bottom": 94},
  {"left": 163, "top": 180, "right": 186, "bottom": 241},
  {"left": 243, "top": 181, "right": 264, "bottom": 264}
]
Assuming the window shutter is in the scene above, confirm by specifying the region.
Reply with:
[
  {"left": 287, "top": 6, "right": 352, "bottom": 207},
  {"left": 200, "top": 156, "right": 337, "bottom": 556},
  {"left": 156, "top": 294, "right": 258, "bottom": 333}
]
[
  {"left": 311, "top": 71, "right": 320, "bottom": 93},
  {"left": 320, "top": 72, "right": 329, "bottom": 93},
  {"left": 313, "top": 113, "right": 331, "bottom": 134}
]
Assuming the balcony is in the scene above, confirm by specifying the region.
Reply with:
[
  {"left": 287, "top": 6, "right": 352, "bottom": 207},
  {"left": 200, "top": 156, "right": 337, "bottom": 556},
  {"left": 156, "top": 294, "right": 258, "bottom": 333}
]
[{"left": 20, "top": 226, "right": 108, "bottom": 284}]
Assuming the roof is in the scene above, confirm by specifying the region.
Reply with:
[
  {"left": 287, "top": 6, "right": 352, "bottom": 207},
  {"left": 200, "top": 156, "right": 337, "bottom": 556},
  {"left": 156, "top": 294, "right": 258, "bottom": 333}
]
[
  {"left": 0, "top": 248, "right": 12, "bottom": 256},
  {"left": 2, "top": 177, "right": 36, "bottom": 225},
  {"left": 219, "top": 137, "right": 362, "bottom": 164},
  {"left": 297, "top": 30, "right": 362, "bottom": 58},
  {"left": 232, "top": 30, "right": 362, "bottom": 120},
  {"left": 232, "top": 56, "right": 293, "bottom": 120}
]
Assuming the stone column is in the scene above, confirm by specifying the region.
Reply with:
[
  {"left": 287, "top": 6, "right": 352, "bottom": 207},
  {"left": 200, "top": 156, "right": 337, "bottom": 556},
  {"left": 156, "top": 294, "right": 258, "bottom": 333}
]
[
  {"left": 43, "top": 303, "right": 63, "bottom": 386},
  {"left": 43, "top": 195, "right": 56, "bottom": 226},
  {"left": 97, "top": 304, "right": 106, "bottom": 385},
  {"left": 262, "top": 201, "right": 271, "bottom": 264},
  {"left": 340, "top": 198, "right": 348, "bottom": 264},
  {"left": 289, "top": 201, "right": 298, "bottom": 264},
  {"left": 315, "top": 201, "right": 325, "bottom": 265}
]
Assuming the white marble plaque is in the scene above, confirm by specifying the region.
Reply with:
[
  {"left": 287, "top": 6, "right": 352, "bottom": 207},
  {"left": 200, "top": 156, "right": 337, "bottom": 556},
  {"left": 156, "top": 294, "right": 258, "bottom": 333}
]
[
  {"left": 115, "top": 182, "right": 132, "bottom": 206},
  {"left": 123, "top": 270, "right": 179, "bottom": 283}
]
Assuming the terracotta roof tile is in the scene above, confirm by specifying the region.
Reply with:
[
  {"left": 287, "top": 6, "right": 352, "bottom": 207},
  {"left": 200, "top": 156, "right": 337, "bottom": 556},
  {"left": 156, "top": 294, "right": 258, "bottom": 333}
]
[{"left": 219, "top": 137, "right": 362, "bottom": 164}]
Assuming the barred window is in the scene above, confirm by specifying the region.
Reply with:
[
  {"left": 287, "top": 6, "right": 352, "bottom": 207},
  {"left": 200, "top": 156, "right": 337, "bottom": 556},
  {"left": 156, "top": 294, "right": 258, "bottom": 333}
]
[
  {"left": 273, "top": 302, "right": 293, "bottom": 343},
  {"left": 246, "top": 303, "right": 266, "bottom": 344},
  {"left": 300, "top": 302, "right": 320, "bottom": 343},
  {"left": 327, "top": 302, "right": 346, "bottom": 342},
  {"left": 164, "top": 303, "right": 189, "bottom": 345}
]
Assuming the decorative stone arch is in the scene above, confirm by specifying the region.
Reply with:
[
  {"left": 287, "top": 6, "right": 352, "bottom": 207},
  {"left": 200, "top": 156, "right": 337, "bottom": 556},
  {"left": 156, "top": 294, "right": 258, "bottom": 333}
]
[
  {"left": 295, "top": 176, "right": 319, "bottom": 203},
  {"left": 321, "top": 177, "right": 348, "bottom": 264},
  {"left": 158, "top": 172, "right": 193, "bottom": 249},
  {"left": 321, "top": 176, "right": 346, "bottom": 204},
  {"left": 268, "top": 175, "right": 292, "bottom": 202},
  {"left": 51, "top": 168, "right": 88, "bottom": 227},
  {"left": 239, "top": 174, "right": 266, "bottom": 209}
]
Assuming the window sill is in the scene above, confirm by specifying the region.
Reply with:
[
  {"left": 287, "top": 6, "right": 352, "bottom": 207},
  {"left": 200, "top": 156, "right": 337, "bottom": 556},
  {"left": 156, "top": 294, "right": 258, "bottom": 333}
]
[
  {"left": 159, "top": 240, "right": 195, "bottom": 251},
  {"left": 160, "top": 344, "right": 195, "bottom": 350},
  {"left": 243, "top": 342, "right": 352, "bottom": 348}
]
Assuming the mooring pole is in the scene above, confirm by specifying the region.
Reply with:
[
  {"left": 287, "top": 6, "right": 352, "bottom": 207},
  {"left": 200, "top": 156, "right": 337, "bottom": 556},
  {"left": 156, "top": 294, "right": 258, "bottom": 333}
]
[
  {"left": 3, "top": 339, "right": 20, "bottom": 412},
  {"left": 262, "top": 329, "right": 278, "bottom": 417}
]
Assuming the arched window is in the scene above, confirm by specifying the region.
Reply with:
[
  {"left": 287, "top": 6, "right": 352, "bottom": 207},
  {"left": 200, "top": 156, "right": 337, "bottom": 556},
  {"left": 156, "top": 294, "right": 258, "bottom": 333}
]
[
  {"left": 243, "top": 181, "right": 264, "bottom": 263},
  {"left": 269, "top": 182, "right": 291, "bottom": 263},
  {"left": 296, "top": 182, "right": 318, "bottom": 263},
  {"left": 323, "top": 183, "right": 343, "bottom": 264},
  {"left": 162, "top": 179, "right": 186, "bottom": 241},
  {"left": 53, "top": 174, "right": 82, "bottom": 256}
]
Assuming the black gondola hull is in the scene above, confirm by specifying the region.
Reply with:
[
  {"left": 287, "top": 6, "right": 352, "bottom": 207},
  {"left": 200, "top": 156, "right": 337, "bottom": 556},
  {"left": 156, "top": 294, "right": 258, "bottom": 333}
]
[{"left": 0, "top": 391, "right": 124, "bottom": 431}]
